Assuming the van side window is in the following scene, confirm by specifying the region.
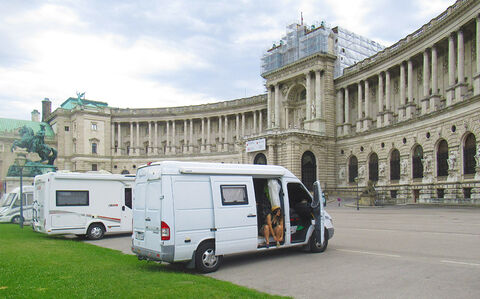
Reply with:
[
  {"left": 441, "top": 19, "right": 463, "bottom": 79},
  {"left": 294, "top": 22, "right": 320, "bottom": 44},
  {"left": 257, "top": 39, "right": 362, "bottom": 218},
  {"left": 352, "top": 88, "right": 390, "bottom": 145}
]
[
  {"left": 220, "top": 185, "right": 248, "bottom": 205},
  {"left": 56, "top": 191, "right": 89, "bottom": 206},
  {"left": 26, "top": 193, "right": 33, "bottom": 206},
  {"left": 125, "top": 188, "right": 132, "bottom": 209}
]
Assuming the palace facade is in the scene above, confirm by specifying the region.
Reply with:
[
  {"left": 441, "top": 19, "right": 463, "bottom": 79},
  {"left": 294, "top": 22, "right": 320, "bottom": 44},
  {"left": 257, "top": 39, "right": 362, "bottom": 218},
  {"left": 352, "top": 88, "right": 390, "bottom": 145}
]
[{"left": 3, "top": 0, "right": 480, "bottom": 203}]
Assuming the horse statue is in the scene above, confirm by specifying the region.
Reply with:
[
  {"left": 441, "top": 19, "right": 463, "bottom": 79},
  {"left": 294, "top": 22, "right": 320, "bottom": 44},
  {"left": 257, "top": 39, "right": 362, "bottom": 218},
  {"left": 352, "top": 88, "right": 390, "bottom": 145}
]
[{"left": 11, "top": 124, "right": 57, "bottom": 165}]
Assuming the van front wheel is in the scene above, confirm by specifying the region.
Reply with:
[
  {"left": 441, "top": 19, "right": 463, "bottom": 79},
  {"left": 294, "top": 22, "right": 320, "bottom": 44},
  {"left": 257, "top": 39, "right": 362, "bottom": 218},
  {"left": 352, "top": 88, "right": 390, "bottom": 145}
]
[
  {"left": 195, "top": 242, "right": 223, "bottom": 273},
  {"left": 87, "top": 223, "right": 105, "bottom": 240},
  {"left": 309, "top": 229, "right": 328, "bottom": 253}
]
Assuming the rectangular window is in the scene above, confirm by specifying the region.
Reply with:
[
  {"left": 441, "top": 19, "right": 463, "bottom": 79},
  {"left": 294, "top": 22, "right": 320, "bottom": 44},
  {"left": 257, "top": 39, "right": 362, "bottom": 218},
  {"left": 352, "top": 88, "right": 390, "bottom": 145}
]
[
  {"left": 390, "top": 190, "right": 397, "bottom": 199},
  {"left": 437, "top": 188, "right": 444, "bottom": 199},
  {"left": 56, "top": 191, "right": 89, "bottom": 206},
  {"left": 220, "top": 185, "right": 248, "bottom": 205},
  {"left": 64, "top": 126, "right": 70, "bottom": 132},
  {"left": 125, "top": 188, "right": 132, "bottom": 209},
  {"left": 92, "top": 143, "right": 97, "bottom": 154},
  {"left": 463, "top": 188, "right": 472, "bottom": 199},
  {"left": 91, "top": 164, "right": 97, "bottom": 171},
  {"left": 91, "top": 123, "right": 97, "bottom": 131}
]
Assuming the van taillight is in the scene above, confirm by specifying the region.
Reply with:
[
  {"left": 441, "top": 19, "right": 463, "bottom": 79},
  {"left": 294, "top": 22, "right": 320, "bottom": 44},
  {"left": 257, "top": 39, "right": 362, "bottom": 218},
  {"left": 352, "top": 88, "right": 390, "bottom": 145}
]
[{"left": 161, "top": 221, "right": 170, "bottom": 240}]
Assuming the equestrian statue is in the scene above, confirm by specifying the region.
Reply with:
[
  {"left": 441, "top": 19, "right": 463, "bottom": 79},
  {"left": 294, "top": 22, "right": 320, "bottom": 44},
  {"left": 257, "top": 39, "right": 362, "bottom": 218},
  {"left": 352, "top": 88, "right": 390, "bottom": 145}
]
[{"left": 11, "top": 124, "right": 57, "bottom": 165}]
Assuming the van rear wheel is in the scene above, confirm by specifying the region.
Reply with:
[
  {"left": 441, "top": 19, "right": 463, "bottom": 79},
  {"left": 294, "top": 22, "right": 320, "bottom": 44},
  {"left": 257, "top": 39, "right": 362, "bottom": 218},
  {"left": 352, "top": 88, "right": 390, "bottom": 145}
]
[
  {"left": 87, "top": 223, "right": 105, "bottom": 240},
  {"left": 11, "top": 216, "right": 22, "bottom": 224},
  {"left": 195, "top": 242, "right": 223, "bottom": 273},
  {"left": 309, "top": 229, "right": 328, "bottom": 253}
]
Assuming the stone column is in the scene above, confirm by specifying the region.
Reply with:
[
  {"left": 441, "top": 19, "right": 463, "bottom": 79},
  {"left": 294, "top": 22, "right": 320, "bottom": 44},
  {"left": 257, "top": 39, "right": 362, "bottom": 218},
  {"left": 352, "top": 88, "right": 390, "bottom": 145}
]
[
  {"left": 274, "top": 84, "right": 280, "bottom": 128},
  {"left": 207, "top": 117, "right": 211, "bottom": 152},
  {"left": 430, "top": 46, "right": 441, "bottom": 111},
  {"left": 377, "top": 73, "right": 384, "bottom": 128},
  {"left": 363, "top": 80, "right": 371, "bottom": 130},
  {"left": 183, "top": 120, "right": 188, "bottom": 153},
  {"left": 285, "top": 107, "right": 289, "bottom": 128},
  {"left": 166, "top": 121, "right": 170, "bottom": 154},
  {"left": 235, "top": 114, "right": 240, "bottom": 142},
  {"left": 455, "top": 29, "right": 467, "bottom": 100},
  {"left": 305, "top": 72, "right": 312, "bottom": 120},
  {"left": 136, "top": 122, "right": 140, "bottom": 156},
  {"left": 446, "top": 33, "right": 456, "bottom": 105},
  {"left": 201, "top": 118, "right": 205, "bottom": 152},
  {"left": 384, "top": 70, "right": 393, "bottom": 125},
  {"left": 421, "top": 50, "right": 430, "bottom": 114},
  {"left": 315, "top": 70, "right": 322, "bottom": 118},
  {"left": 148, "top": 121, "right": 152, "bottom": 154},
  {"left": 267, "top": 86, "right": 273, "bottom": 129},
  {"left": 343, "top": 87, "right": 351, "bottom": 134},
  {"left": 217, "top": 116, "right": 222, "bottom": 151},
  {"left": 336, "top": 90, "right": 343, "bottom": 136},
  {"left": 129, "top": 122, "right": 134, "bottom": 155},
  {"left": 253, "top": 110, "right": 257, "bottom": 134},
  {"left": 259, "top": 110, "right": 263, "bottom": 133},
  {"left": 405, "top": 59, "right": 416, "bottom": 119},
  {"left": 242, "top": 113, "right": 246, "bottom": 137},
  {"left": 224, "top": 115, "right": 228, "bottom": 151},
  {"left": 111, "top": 123, "right": 115, "bottom": 155},
  {"left": 399, "top": 62, "right": 406, "bottom": 120},
  {"left": 356, "top": 82, "right": 362, "bottom": 132},
  {"left": 117, "top": 122, "right": 121, "bottom": 156},
  {"left": 474, "top": 15, "right": 480, "bottom": 95},
  {"left": 189, "top": 119, "right": 194, "bottom": 153},
  {"left": 154, "top": 121, "right": 158, "bottom": 154}
]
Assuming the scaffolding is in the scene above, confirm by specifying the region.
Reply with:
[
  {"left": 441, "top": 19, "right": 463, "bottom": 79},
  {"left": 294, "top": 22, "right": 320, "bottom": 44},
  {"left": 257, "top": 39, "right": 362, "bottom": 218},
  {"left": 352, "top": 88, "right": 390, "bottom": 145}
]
[{"left": 261, "top": 22, "right": 384, "bottom": 78}]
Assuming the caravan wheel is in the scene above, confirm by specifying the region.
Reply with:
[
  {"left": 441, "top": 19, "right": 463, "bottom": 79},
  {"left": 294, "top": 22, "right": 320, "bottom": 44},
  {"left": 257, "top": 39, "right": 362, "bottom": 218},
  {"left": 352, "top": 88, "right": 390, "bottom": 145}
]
[
  {"left": 309, "top": 229, "right": 328, "bottom": 253},
  {"left": 195, "top": 242, "right": 223, "bottom": 273},
  {"left": 11, "top": 216, "right": 22, "bottom": 224},
  {"left": 87, "top": 223, "right": 105, "bottom": 240}
]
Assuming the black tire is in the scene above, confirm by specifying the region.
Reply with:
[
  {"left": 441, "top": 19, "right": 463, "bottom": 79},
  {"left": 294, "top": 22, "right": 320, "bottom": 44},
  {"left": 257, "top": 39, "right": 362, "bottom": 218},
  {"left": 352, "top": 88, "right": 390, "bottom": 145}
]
[
  {"left": 195, "top": 241, "right": 223, "bottom": 273},
  {"left": 87, "top": 223, "right": 105, "bottom": 240},
  {"left": 11, "top": 215, "right": 22, "bottom": 224},
  {"left": 309, "top": 228, "right": 328, "bottom": 253}
]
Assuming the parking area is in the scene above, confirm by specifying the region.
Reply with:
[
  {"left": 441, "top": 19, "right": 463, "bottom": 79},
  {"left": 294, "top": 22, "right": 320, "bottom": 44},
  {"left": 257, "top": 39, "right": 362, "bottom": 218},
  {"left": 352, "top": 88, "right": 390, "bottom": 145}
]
[{"left": 85, "top": 202, "right": 480, "bottom": 298}]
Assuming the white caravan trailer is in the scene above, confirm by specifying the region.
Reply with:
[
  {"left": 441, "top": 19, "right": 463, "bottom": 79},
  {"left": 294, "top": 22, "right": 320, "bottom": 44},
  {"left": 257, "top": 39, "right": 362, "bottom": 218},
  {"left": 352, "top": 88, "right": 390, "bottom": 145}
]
[
  {"left": 0, "top": 186, "right": 34, "bottom": 223},
  {"left": 131, "top": 161, "right": 334, "bottom": 273},
  {"left": 32, "top": 172, "right": 135, "bottom": 240}
]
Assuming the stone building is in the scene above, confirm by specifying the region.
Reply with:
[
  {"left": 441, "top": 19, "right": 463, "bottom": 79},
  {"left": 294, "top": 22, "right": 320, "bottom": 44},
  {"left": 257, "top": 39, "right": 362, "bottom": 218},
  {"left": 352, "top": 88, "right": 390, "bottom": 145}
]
[{"left": 4, "top": 0, "right": 480, "bottom": 203}]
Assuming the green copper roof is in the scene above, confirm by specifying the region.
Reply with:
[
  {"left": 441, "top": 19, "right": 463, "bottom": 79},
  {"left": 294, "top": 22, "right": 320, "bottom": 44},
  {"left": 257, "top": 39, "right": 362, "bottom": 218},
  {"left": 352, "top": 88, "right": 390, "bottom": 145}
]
[
  {"left": 60, "top": 97, "right": 109, "bottom": 110},
  {"left": 0, "top": 118, "right": 55, "bottom": 137}
]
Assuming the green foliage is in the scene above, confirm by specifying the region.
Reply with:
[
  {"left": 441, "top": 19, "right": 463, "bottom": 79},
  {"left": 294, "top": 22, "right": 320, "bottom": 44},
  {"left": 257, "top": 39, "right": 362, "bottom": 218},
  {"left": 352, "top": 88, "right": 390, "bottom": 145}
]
[{"left": 0, "top": 224, "right": 284, "bottom": 298}]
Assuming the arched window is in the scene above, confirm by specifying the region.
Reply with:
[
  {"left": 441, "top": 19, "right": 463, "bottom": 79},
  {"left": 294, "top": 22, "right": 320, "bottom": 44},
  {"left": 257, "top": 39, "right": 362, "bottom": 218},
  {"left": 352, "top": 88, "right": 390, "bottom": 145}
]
[
  {"left": 412, "top": 145, "right": 424, "bottom": 179},
  {"left": 390, "top": 149, "right": 400, "bottom": 180},
  {"left": 301, "top": 151, "right": 316, "bottom": 190},
  {"left": 121, "top": 169, "right": 130, "bottom": 174},
  {"left": 464, "top": 133, "right": 476, "bottom": 174},
  {"left": 349, "top": 155, "right": 358, "bottom": 183},
  {"left": 369, "top": 153, "right": 379, "bottom": 182},
  {"left": 437, "top": 140, "right": 448, "bottom": 177},
  {"left": 254, "top": 153, "right": 267, "bottom": 165}
]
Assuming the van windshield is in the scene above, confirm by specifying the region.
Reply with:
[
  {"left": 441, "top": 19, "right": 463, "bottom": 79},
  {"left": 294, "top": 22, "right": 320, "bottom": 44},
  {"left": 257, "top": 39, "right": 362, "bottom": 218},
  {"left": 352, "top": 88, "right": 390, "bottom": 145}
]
[{"left": 1, "top": 193, "right": 16, "bottom": 207}]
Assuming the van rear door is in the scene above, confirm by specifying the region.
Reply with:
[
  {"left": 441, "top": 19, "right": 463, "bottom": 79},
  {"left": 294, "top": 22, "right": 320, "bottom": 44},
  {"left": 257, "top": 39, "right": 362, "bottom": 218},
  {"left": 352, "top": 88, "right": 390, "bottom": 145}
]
[{"left": 210, "top": 176, "right": 257, "bottom": 255}]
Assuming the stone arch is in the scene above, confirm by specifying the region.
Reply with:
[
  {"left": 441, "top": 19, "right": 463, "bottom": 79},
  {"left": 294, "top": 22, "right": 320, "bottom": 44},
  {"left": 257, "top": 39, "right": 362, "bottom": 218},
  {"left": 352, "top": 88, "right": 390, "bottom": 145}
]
[
  {"left": 436, "top": 139, "right": 448, "bottom": 177},
  {"left": 348, "top": 155, "right": 358, "bottom": 183},
  {"left": 389, "top": 148, "right": 400, "bottom": 181},
  {"left": 253, "top": 153, "right": 267, "bottom": 165},
  {"left": 301, "top": 151, "right": 316, "bottom": 190},
  {"left": 463, "top": 132, "right": 476, "bottom": 175},
  {"left": 368, "top": 152, "right": 379, "bottom": 182},
  {"left": 411, "top": 144, "right": 424, "bottom": 179}
]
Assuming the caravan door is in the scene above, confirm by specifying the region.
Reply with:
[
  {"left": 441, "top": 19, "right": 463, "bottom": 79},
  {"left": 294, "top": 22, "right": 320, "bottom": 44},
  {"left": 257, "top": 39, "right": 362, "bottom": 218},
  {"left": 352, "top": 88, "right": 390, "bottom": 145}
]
[{"left": 210, "top": 176, "right": 257, "bottom": 255}]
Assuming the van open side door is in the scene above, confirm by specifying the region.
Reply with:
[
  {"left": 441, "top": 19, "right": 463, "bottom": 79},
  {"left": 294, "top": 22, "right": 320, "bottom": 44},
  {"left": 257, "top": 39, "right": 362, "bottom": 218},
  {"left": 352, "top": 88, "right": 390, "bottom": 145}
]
[
  {"left": 210, "top": 176, "right": 257, "bottom": 255},
  {"left": 312, "top": 181, "right": 325, "bottom": 245}
]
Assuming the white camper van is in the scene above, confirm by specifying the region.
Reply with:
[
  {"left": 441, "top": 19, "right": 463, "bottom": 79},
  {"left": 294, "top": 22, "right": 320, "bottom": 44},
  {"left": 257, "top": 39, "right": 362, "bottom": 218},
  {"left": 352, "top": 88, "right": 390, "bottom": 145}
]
[
  {"left": 131, "top": 161, "right": 334, "bottom": 273},
  {"left": 0, "top": 186, "right": 34, "bottom": 223},
  {"left": 32, "top": 172, "right": 135, "bottom": 240}
]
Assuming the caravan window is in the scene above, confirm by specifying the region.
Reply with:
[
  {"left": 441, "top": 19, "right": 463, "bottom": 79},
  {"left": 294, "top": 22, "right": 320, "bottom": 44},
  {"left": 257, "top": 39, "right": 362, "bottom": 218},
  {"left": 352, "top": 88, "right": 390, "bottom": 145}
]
[
  {"left": 220, "top": 185, "right": 248, "bottom": 205},
  {"left": 56, "top": 191, "right": 89, "bottom": 206},
  {"left": 125, "top": 188, "right": 132, "bottom": 209},
  {"left": 25, "top": 193, "right": 33, "bottom": 206}
]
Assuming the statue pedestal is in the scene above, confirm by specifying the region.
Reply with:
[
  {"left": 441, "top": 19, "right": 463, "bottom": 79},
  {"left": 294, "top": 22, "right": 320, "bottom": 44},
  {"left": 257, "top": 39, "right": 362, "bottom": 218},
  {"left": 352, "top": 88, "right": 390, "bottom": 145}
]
[{"left": 359, "top": 196, "right": 376, "bottom": 206}]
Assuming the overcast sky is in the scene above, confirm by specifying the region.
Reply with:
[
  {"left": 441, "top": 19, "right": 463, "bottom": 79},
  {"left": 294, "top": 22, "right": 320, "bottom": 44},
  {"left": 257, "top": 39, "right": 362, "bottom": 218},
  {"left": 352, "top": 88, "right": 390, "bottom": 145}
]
[{"left": 0, "top": 0, "right": 454, "bottom": 120}]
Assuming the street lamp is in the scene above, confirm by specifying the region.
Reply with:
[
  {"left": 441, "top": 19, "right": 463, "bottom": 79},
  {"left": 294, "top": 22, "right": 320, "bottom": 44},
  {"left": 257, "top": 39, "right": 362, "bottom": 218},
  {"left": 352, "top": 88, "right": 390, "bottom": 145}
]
[
  {"left": 354, "top": 176, "right": 359, "bottom": 211},
  {"left": 14, "top": 153, "right": 27, "bottom": 228}
]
